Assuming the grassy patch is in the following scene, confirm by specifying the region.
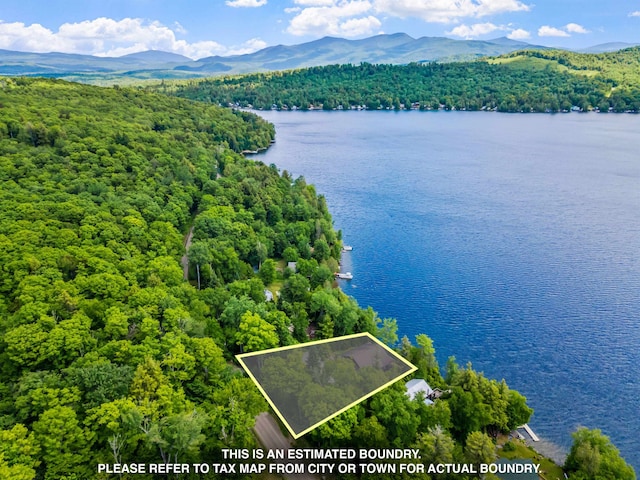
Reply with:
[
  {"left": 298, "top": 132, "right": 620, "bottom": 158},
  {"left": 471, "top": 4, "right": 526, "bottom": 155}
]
[
  {"left": 268, "top": 279, "right": 283, "bottom": 294},
  {"left": 488, "top": 55, "right": 599, "bottom": 77},
  {"left": 497, "top": 437, "right": 565, "bottom": 480}
]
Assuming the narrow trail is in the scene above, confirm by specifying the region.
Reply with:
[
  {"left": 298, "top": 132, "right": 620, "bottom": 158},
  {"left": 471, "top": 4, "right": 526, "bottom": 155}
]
[
  {"left": 181, "top": 226, "right": 195, "bottom": 281},
  {"left": 253, "top": 413, "right": 318, "bottom": 480}
]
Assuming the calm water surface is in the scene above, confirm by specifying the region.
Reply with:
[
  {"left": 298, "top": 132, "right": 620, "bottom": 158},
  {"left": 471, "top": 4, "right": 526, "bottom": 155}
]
[{"left": 254, "top": 111, "right": 640, "bottom": 468}]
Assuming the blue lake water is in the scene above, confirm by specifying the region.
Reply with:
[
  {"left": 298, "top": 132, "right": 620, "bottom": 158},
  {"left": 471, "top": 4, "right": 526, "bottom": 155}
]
[{"left": 254, "top": 111, "right": 640, "bottom": 469}]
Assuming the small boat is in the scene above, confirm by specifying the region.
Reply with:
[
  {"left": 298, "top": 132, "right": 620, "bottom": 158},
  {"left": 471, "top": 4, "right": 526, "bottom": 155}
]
[
  {"left": 335, "top": 272, "right": 353, "bottom": 280},
  {"left": 342, "top": 245, "right": 353, "bottom": 251}
]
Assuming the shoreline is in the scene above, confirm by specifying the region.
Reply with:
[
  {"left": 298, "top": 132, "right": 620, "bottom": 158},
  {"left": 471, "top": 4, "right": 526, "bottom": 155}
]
[
  {"left": 236, "top": 106, "right": 639, "bottom": 114},
  {"left": 239, "top": 109, "right": 640, "bottom": 475},
  {"left": 238, "top": 160, "right": 569, "bottom": 474},
  {"left": 243, "top": 112, "right": 575, "bottom": 473}
]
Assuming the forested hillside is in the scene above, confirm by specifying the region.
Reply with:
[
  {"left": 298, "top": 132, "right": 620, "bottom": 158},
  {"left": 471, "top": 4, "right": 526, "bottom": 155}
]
[
  {"left": 0, "top": 78, "right": 280, "bottom": 479},
  {"left": 156, "top": 47, "right": 640, "bottom": 113},
  {"left": 495, "top": 47, "right": 640, "bottom": 85},
  {"left": 0, "top": 78, "right": 633, "bottom": 479}
]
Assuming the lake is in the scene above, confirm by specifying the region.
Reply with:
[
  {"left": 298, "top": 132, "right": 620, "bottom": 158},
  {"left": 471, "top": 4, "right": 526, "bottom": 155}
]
[{"left": 253, "top": 110, "right": 640, "bottom": 469}]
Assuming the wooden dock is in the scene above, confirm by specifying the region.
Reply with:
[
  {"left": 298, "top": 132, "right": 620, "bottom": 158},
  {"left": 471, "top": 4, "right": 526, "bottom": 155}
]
[{"left": 520, "top": 423, "right": 540, "bottom": 442}]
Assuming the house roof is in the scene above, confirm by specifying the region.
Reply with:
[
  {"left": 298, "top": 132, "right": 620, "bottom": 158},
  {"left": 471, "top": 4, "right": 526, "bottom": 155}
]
[{"left": 405, "top": 379, "right": 434, "bottom": 402}]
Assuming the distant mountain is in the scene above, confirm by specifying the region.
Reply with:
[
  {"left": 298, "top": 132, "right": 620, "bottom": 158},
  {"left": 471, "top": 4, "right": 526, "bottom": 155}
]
[
  {"left": 579, "top": 42, "right": 640, "bottom": 53},
  {"left": 0, "top": 34, "right": 624, "bottom": 83},
  {"left": 119, "top": 50, "right": 192, "bottom": 64},
  {"left": 191, "top": 34, "right": 551, "bottom": 73},
  {"left": 485, "top": 36, "right": 529, "bottom": 46}
]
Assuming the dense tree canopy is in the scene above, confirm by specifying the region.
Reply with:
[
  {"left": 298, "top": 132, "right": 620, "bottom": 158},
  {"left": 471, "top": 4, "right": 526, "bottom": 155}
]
[
  {"left": 0, "top": 77, "right": 322, "bottom": 478},
  {"left": 0, "top": 77, "right": 628, "bottom": 479},
  {"left": 565, "top": 428, "right": 636, "bottom": 480},
  {"left": 153, "top": 47, "right": 640, "bottom": 113}
]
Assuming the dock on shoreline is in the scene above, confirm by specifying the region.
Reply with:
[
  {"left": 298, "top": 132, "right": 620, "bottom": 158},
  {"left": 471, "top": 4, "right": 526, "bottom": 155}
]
[{"left": 519, "top": 423, "right": 540, "bottom": 442}]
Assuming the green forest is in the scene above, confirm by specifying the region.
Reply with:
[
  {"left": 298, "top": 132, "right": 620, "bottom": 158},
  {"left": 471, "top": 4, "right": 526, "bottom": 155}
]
[
  {"left": 0, "top": 77, "right": 635, "bottom": 479},
  {"left": 154, "top": 47, "right": 640, "bottom": 113}
]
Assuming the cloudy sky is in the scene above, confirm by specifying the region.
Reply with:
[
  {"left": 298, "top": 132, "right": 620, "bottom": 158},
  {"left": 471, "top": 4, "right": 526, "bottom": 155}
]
[{"left": 1, "top": 0, "right": 639, "bottom": 59}]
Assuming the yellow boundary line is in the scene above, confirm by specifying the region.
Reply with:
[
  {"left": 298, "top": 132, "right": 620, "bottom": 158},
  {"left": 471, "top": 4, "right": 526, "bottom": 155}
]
[{"left": 237, "top": 332, "right": 417, "bottom": 439}]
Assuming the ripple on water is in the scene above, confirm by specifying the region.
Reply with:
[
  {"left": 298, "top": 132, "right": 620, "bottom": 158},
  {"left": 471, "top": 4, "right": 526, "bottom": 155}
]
[{"left": 257, "top": 111, "right": 640, "bottom": 471}]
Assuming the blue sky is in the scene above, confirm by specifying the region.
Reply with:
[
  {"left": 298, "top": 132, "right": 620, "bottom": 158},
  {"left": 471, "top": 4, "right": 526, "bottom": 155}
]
[{"left": 1, "top": 1, "right": 639, "bottom": 59}]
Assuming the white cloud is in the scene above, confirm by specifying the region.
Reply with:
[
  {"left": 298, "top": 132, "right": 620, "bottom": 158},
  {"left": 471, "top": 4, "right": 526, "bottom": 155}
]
[
  {"left": 373, "top": 0, "right": 531, "bottom": 24},
  {"left": 225, "top": 0, "right": 267, "bottom": 7},
  {"left": 294, "top": 0, "right": 336, "bottom": 5},
  {"left": 174, "top": 22, "right": 188, "bottom": 35},
  {"left": 0, "top": 21, "right": 59, "bottom": 52},
  {"left": 446, "top": 22, "right": 502, "bottom": 39},
  {"left": 565, "top": 22, "right": 588, "bottom": 34},
  {"left": 338, "top": 16, "right": 384, "bottom": 36},
  {"left": 286, "top": 0, "right": 532, "bottom": 38},
  {"left": 226, "top": 38, "right": 268, "bottom": 55},
  {"left": 536, "top": 23, "right": 590, "bottom": 38},
  {"left": 0, "top": 18, "right": 266, "bottom": 59},
  {"left": 629, "top": 11, "right": 640, "bottom": 17},
  {"left": 507, "top": 28, "right": 530, "bottom": 40},
  {"left": 538, "top": 25, "right": 570, "bottom": 37},
  {"left": 446, "top": 22, "right": 532, "bottom": 41},
  {"left": 287, "top": 1, "right": 382, "bottom": 37}
]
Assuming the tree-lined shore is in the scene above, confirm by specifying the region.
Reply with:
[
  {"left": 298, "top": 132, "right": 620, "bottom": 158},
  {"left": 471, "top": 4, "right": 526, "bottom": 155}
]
[
  {"left": 153, "top": 48, "right": 640, "bottom": 114},
  {"left": 0, "top": 77, "right": 635, "bottom": 479}
]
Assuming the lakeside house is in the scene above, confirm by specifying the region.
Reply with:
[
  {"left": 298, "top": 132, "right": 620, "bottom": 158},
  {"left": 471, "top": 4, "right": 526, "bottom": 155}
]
[{"left": 405, "top": 379, "right": 434, "bottom": 405}]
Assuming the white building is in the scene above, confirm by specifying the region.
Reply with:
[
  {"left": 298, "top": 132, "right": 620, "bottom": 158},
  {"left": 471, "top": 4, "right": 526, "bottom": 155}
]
[{"left": 405, "top": 379, "right": 434, "bottom": 405}]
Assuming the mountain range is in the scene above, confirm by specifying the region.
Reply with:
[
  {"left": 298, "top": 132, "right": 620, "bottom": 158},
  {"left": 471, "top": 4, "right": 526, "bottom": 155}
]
[{"left": 0, "top": 33, "right": 637, "bottom": 83}]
